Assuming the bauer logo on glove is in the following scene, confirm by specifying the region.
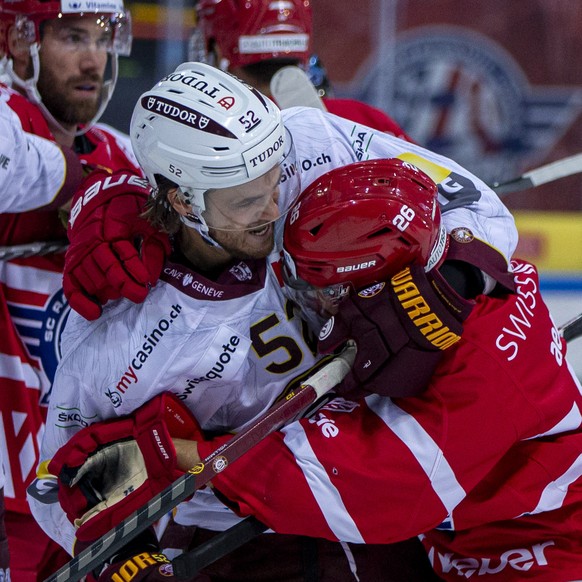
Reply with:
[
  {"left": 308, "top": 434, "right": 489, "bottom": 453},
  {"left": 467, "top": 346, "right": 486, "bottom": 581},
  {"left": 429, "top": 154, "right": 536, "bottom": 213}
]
[{"left": 63, "top": 169, "right": 171, "bottom": 321}]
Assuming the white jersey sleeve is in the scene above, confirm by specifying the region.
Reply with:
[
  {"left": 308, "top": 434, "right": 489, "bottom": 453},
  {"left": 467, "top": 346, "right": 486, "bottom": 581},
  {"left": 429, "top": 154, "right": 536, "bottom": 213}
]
[
  {"left": 281, "top": 107, "right": 517, "bottom": 265},
  {"left": 0, "top": 101, "right": 75, "bottom": 213}
]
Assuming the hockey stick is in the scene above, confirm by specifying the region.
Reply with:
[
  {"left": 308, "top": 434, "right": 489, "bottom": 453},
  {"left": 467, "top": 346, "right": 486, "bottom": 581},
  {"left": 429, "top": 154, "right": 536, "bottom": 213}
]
[
  {"left": 171, "top": 311, "right": 582, "bottom": 578},
  {"left": 44, "top": 342, "right": 356, "bottom": 582},
  {"left": 270, "top": 65, "right": 327, "bottom": 111},
  {"left": 492, "top": 152, "right": 582, "bottom": 195},
  {"left": 2, "top": 153, "right": 582, "bottom": 261},
  {"left": 560, "top": 312, "right": 582, "bottom": 343},
  {"left": 172, "top": 516, "right": 269, "bottom": 579},
  {"left": 268, "top": 68, "right": 582, "bottom": 195},
  {"left": 0, "top": 240, "right": 68, "bottom": 261}
]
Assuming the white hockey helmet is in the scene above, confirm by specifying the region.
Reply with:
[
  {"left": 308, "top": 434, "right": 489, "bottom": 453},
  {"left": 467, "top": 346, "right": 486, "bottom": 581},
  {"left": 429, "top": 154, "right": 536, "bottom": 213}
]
[{"left": 130, "top": 61, "right": 294, "bottom": 236}]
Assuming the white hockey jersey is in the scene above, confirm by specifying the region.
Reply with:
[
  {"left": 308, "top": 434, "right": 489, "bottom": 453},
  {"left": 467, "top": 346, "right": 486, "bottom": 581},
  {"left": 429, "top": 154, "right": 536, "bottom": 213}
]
[
  {"left": 28, "top": 105, "right": 519, "bottom": 553},
  {"left": 0, "top": 101, "right": 73, "bottom": 213}
]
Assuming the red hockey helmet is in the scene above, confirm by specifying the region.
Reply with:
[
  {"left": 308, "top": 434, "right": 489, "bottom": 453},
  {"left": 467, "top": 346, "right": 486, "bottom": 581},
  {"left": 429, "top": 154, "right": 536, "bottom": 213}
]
[
  {"left": 191, "top": 0, "right": 312, "bottom": 69},
  {"left": 283, "top": 158, "right": 447, "bottom": 295},
  {"left": 0, "top": 0, "right": 132, "bottom": 57}
]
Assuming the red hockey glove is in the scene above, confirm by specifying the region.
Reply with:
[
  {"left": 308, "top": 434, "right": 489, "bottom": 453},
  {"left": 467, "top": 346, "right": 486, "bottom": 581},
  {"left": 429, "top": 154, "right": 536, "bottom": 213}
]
[
  {"left": 63, "top": 169, "right": 171, "bottom": 320},
  {"left": 49, "top": 392, "right": 202, "bottom": 543},
  {"left": 318, "top": 264, "right": 474, "bottom": 399}
]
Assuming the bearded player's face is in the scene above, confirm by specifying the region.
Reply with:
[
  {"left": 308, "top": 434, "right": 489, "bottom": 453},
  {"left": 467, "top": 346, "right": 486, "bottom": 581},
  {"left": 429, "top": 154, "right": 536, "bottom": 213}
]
[{"left": 37, "top": 15, "right": 110, "bottom": 129}]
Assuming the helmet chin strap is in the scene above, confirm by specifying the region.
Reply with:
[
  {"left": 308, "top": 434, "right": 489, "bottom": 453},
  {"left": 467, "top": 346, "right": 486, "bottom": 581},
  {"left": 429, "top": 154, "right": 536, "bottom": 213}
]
[
  {"left": 180, "top": 212, "right": 224, "bottom": 249},
  {"left": 177, "top": 186, "right": 226, "bottom": 249},
  {"left": 3, "top": 44, "right": 118, "bottom": 138},
  {"left": 150, "top": 184, "right": 219, "bottom": 248}
]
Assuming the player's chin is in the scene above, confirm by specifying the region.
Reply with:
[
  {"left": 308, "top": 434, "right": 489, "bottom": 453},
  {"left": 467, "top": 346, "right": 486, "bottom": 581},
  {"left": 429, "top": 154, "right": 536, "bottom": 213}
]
[
  {"left": 68, "top": 98, "right": 101, "bottom": 124},
  {"left": 243, "top": 224, "right": 275, "bottom": 258}
]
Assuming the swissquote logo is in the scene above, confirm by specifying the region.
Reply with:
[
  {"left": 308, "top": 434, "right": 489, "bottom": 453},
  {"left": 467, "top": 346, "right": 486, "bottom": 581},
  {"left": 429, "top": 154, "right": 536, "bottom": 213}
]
[{"left": 178, "top": 332, "right": 247, "bottom": 400}]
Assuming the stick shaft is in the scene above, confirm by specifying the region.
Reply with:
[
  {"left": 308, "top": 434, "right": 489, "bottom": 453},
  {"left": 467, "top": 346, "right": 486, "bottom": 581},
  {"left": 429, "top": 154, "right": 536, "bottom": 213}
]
[
  {"left": 44, "top": 383, "right": 324, "bottom": 581},
  {"left": 172, "top": 517, "right": 268, "bottom": 579},
  {"left": 0, "top": 240, "right": 68, "bottom": 260},
  {"left": 492, "top": 153, "right": 582, "bottom": 195},
  {"left": 560, "top": 312, "right": 582, "bottom": 343}
]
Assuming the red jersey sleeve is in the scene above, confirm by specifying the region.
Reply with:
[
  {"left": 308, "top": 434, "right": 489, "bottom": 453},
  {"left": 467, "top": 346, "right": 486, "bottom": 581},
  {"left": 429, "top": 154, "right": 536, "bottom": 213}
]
[
  {"left": 200, "top": 260, "right": 582, "bottom": 544},
  {"left": 323, "top": 97, "right": 415, "bottom": 142}
]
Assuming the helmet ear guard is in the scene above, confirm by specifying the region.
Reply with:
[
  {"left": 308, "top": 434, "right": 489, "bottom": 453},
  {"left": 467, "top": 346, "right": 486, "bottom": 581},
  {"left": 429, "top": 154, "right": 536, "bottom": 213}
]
[{"left": 283, "top": 158, "right": 446, "bottom": 293}]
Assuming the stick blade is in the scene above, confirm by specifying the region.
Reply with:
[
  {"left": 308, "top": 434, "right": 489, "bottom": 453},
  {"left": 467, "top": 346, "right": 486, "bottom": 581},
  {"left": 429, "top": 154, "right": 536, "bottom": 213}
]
[{"left": 270, "top": 66, "right": 327, "bottom": 111}]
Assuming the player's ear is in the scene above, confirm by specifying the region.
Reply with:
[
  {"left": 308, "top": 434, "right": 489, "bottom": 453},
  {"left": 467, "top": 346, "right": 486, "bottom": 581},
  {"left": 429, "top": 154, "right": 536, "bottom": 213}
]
[{"left": 167, "top": 188, "right": 192, "bottom": 217}]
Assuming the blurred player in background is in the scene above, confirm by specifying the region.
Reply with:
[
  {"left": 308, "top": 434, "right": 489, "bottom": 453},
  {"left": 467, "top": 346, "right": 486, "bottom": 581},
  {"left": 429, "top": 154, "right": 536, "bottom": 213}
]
[
  {"left": 0, "top": 1, "right": 165, "bottom": 578},
  {"left": 189, "top": 0, "right": 413, "bottom": 138}
]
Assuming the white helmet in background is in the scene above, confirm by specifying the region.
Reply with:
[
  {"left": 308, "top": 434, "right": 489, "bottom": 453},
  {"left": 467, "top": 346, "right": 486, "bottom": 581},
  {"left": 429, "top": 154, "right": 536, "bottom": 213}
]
[{"left": 131, "top": 62, "right": 297, "bottom": 239}]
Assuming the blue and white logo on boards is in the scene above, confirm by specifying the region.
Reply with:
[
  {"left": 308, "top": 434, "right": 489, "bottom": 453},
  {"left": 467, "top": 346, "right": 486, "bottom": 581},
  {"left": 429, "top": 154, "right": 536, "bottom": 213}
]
[
  {"left": 10, "top": 289, "right": 70, "bottom": 406},
  {"left": 357, "top": 25, "right": 582, "bottom": 185}
]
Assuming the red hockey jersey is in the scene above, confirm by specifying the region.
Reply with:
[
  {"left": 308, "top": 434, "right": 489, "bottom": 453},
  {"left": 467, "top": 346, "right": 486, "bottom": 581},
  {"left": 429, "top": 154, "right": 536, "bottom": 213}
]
[
  {"left": 324, "top": 97, "right": 414, "bottom": 142},
  {"left": 0, "top": 87, "right": 140, "bottom": 514},
  {"left": 201, "top": 259, "right": 582, "bottom": 580}
]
